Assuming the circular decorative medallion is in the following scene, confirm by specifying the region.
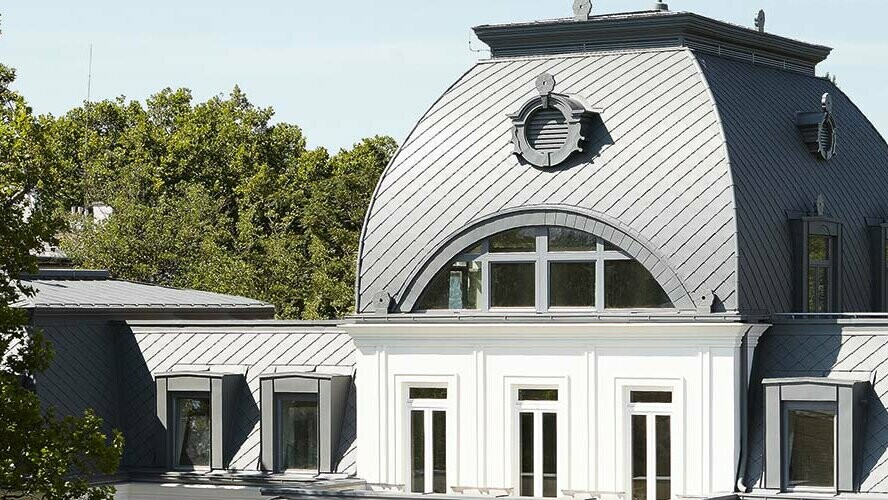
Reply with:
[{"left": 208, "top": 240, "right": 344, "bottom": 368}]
[{"left": 508, "top": 73, "right": 595, "bottom": 168}]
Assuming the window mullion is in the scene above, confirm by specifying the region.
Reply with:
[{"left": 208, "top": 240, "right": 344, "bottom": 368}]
[
  {"left": 534, "top": 410, "right": 544, "bottom": 497},
  {"left": 538, "top": 231, "right": 548, "bottom": 313},
  {"left": 424, "top": 409, "right": 433, "bottom": 493},
  {"left": 596, "top": 240, "right": 605, "bottom": 310}
]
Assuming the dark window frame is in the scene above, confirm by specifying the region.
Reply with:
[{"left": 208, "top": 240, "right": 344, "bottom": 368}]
[
  {"left": 762, "top": 378, "right": 868, "bottom": 493},
  {"left": 276, "top": 393, "right": 321, "bottom": 473},
  {"left": 790, "top": 217, "right": 843, "bottom": 313},
  {"left": 259, "top": 372, "right": 351, "bottom": 474},
  {"left": 154, "top": 372, "right": 242, "bottom": 470},
  {"left": 868, "top": 223, "right": 888, "bottom": 311}
]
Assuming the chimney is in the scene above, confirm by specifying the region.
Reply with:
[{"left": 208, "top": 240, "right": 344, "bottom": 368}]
[{"left": 653, "top": 2, "right": 669, "bottom": 11}]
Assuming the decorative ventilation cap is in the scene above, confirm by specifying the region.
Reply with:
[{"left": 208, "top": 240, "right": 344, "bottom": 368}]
[
  {"left": 796, "top": 92, "right": 837, "bottom": 161},
  {"left": 508, "top": 73, "right": 597, "bottom": 168}
]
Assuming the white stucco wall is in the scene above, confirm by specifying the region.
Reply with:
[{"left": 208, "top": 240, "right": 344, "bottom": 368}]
[{"left": 346, "top": 322, "right": 766, "bottom": 499}]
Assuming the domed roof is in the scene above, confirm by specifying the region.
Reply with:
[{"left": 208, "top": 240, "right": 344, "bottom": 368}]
[{"left": 355, "top": 11, "right": 888, "bottom": 315}]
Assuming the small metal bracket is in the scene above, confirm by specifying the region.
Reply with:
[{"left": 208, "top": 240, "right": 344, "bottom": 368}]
[{"left": 372, "top": 291, "right": 394, "bottom": 315}]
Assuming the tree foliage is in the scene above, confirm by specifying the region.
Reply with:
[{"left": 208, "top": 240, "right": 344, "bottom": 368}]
[
  {"left": 0, "top": 30, "right": 123, "bottom": 500},
  {"left": 53, "top": 87, "right": 396, "bottom": 319}
]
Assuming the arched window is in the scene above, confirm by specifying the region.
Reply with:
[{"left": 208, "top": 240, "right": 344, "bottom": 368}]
[{"left": 416, "top": 227, "right": 673, "bottom": 312}]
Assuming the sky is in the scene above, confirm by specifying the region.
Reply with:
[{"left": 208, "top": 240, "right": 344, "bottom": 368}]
[{"left": 1, "top": 1, "right": 886, "bottom": 152}]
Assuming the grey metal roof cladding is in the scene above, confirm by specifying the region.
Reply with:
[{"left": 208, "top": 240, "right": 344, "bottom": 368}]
[
  {"left": 744, "top": 321, "right": 888, "bottom": 493},
  {"left": 355, "top": 12, "right": 888, "bottom": 316},
  {"left": 115, "top": 321, "right": 356, "bottom": 473},
  {"left": 17, "top": 271, "right": 273, "bottom": 312}
]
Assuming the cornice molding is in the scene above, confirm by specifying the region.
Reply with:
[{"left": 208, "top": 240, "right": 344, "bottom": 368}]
[{"left": 343, "top": 322, "right": 770, "bottom": 348}]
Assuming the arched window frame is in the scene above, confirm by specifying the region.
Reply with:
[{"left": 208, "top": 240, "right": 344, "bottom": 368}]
[{"left": 415, "top": 226, "right": 673, "bottom": 313}]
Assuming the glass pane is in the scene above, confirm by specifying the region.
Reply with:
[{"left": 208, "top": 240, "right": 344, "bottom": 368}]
[
  {"left": 410, "top": 387, "right": 448, "bottom": 400},
  {"left": 807, "top": 266, "right": 829, "bottom": 312},
  {"left": 543, "top": 412, "right": 557, "bottom": 498},
  {"left": 520, "top": 412, "right": 534, "bottom": 497},
  {"left": 604, "top": 240, "right": 622, "bottom": 252},
  {"left": 411, "top": 410, "right": 424, "bottom": 493},
  {"left": 548, "top": 227, "right": 596, "bottom": 251},
  {"left": 631, "top": 414, "right": 647, "bottom": 500},
  {"left": 176, "top": 397, "right": 211, "bottom": 468},
  {"left": 656, "top": 416, "right": 671, "bottom": 500},
  {"left": 605, "top": 260, "right": 673, "bottom": 308},
  {"left": 490, "top": 228, "right": 536, "bottom": 253},
  {"left": 281, "top": 398, "right": 319, "bottom": 470},
  {"left": 418, "top": 260, "right": 482, "bottom": 310},
  {"left": 433, "top": 411, "right": 446, "bottom": 493},
  {"left": 491, "top": 262, "right": 535, "bottom": 307},
  {"left": 630, "top": 391, "right": 672, "bottom": 403},
  {"left": 787, "top": 408, "right": 835, "bottom": 488},
  {"left": 549, "top": 262, "right": 595, "bottom": 307},
  {"left": 808, "top": 234, "right": 831, "bottom": 262},
  {"left": 519, "top": 389, "right": 559, "bottom": 401}
]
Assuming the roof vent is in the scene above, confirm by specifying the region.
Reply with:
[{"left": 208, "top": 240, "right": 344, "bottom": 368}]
[
  {"left": 653, "top": 2, "right": 669, "bottom": 11},
  {"left": 796, "top": 93, "right": 837, "bottom": 161},
  {"left": 508, "top": 73, "right": 597, "bottom": 168}
]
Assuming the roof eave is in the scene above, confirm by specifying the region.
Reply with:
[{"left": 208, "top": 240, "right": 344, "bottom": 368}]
[{"left": 473, "top": 12, "right": 831, "bottom": 64}]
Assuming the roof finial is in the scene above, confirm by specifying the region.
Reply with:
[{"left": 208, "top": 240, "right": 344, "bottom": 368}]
[
  {"left": 573, "top": 0, "right": 592, "bottom": 21},
  {"left": 535, "top": 73, "right": 556, "bottom": 108},
  {"left": 754, "top": 9, "right": 766, "bottom": 32}
]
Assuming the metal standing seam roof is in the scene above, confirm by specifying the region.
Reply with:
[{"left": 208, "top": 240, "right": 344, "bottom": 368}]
[{"left": 16, "top": 276, "right": 273, "bottom": 310}]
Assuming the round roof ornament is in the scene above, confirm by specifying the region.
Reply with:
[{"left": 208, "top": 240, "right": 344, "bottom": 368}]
[
  {"left": 573, "top": 0, "right": 592, "bottom": 21},
  {"left": 508, "top": 73, "right": 597, "bottom": 169}
]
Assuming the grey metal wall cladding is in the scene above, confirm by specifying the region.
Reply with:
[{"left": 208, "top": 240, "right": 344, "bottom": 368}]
[
  {"left": 746, "top": 330, "right": 888, "bottom": 493},
  {"left": 698, "top": 54, "right": 888, "bottom": 313},
  {"left": 117, "top": 324, "right": 356, "bottom": 474},
  {"left": 357, "top": 48, "right": 739, "bottom": 313},
  {"left": 34, "top": 320, "right": 121, "bottom": 434}
]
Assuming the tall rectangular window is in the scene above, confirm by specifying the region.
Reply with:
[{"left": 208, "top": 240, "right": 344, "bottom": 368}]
[
  {"left": 174, "top": 396, "right": 211, "bottom": 468},
  {"left": 628, "top": 390, "right": 672, "bottom": 500},
  {"left": 807, "top": 234, "right": 833, "bottom": 312},
  {"left": 786, "top": 407, "right": 836, "bottom": 489},
  {"left": 408, "top": 387, "right": 447, "bottom": 494},
  {"left": 279, "top": 396, "right": 319, "bottom": 471},
  {"left": 517, "top": 388, "right": 558, "bottom": 497}
]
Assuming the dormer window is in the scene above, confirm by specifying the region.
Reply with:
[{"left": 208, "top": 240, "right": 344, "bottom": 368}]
[
  {"left": 791, "top": 217, "right": 843, "bottom": 313},
  {"left": 416, "top": 227, "right": 672, "bottom": 312},
  {"left": 868, "top": 222, "right": 888, "bottom": 311},
  {"left": 154, "top": 371, "right": 242, "bottom": 470}
]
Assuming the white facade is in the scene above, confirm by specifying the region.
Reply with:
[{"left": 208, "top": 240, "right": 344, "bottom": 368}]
[{"left": 347, "top": 322, "right": 767, "bottom": 499}]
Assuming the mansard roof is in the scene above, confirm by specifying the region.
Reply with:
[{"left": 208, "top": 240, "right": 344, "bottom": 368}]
[{"left": 355, "top": 10, "right": 888, "bottom": 316}]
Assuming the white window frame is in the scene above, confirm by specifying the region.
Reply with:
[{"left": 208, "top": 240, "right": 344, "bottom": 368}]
[
  {"left": 616, "top": 380, "right": 684, "bottom": 500},
  {"left": 405, "top": 384, "right": 451, "bottom": 494},
  {"left": 418, "top": 226, "right": 673, "bottom": 313},
  {"left": 626, "top": 393, "right": 673, "bottom": 500},
  {"left": 514, "top": 386, "right": 560, "bottom": 498},
  {"left": 782, "top": 401, "right": 837, "bottom": 493}
]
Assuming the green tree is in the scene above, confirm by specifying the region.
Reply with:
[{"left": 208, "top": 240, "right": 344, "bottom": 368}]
[
  {"left": 0, "top": 35, "right": 123, "bottom": 500},
  {"left": 55, "top": 88, "right": 395, "bottom": 319}
]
